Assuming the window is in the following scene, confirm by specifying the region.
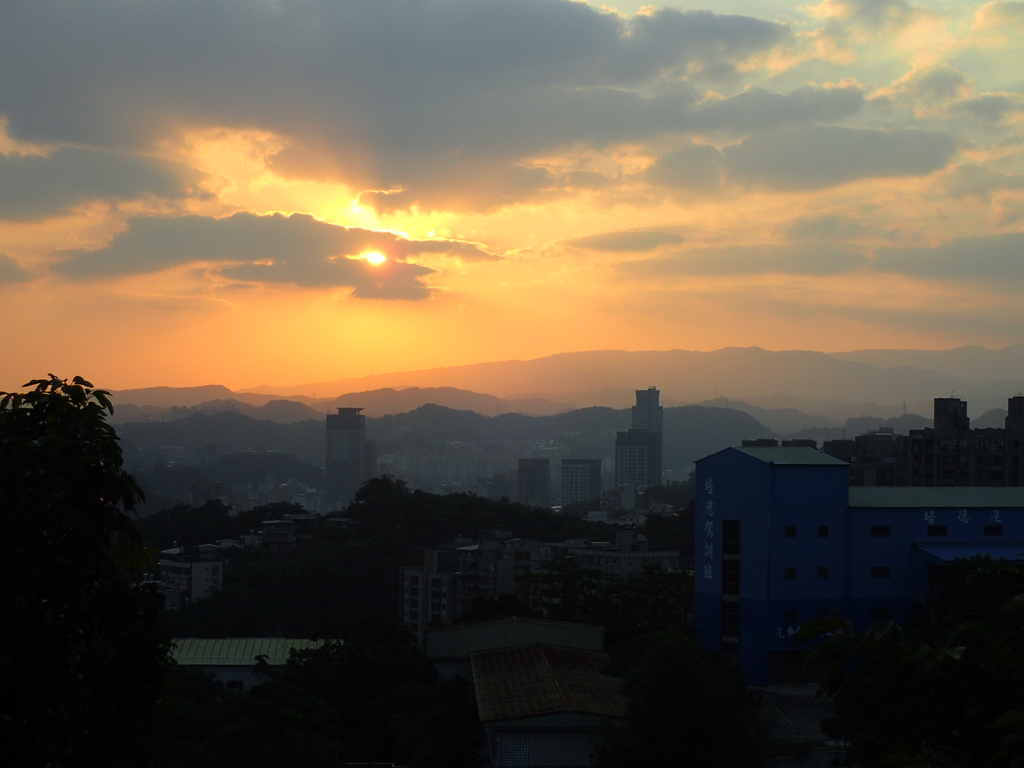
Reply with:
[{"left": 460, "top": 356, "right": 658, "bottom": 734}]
[
  {"left": 870, "top": 525, "right": 891, "bottom": 537},
  {"left": 870, "top": 566, "right": 891, "bottom": 579},
  {"left": 721, "top": 601, "right": 740, "bottom": 640},
  {"left": 722, "top": 519, "right": 740, "bottom": 554},
  {"left": 869, "top": 607, "right": 892, "bottom": 622},
  {"left": 722, "top": 559, "right": 740, "bottom": 596},
  {"left": 928, "top": 525, "right": 948, "bottom": 537},
  {"left": 817, "top": 566, "right": 829, "bottom": 580},
  {"left": 818, "top": 525, "right": 829, "bottom": 537},
  {"left": 784, "top": 525, "right": 797, "bottom": 538},
  {"left": 984, "top": 524, "right": 1004, "bottom": 537},
  {"left": 784, "top": 567, "right": 797, "bottom": 580},
  {"left": 784, "top": 609, "right": 797, "bottom": 622}
]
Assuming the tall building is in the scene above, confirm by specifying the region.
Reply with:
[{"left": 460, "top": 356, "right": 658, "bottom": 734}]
[
  {"left": 517, "top": 458, "right": 551, "bottom": 507},
  {"left": 561, "top": 459, "right": 602, "bottom": 507},
  {"left": 632, "top": 386, "right": 664, "bottom": 432},
  {"left": 326, "top": 407, "right": 366, "bottom": 510},
  {"left": 615, "top": 387, "right": 663, "bottom": 490}
]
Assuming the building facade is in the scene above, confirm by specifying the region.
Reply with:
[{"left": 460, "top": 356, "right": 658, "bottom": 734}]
[
  {"left": 517, "top": 458, "right": 551, "bottom": 507},
  {"left": 560, "top": 459, "right": 602, "bottom": 507},
  {"left": 325, "top": 407, "right": 366, "bottom": 509},
  {"left": 614, "top": 387, "right": 664, "bottom": 490},
  {"left": 694, "top": 445, "right": 1024, "bottom": 685}
]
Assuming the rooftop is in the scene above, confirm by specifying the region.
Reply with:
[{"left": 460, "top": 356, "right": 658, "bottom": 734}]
[
  {"left": 471, "top": 644, "right": 626, "bottom": 722},
  {"left": 735, "top": 446, "right": 848, "bottom": 466},
  {"left": 850, "top": 487, "right": 1024, "bottom": 508},
  {"left": 172, "top": 638, "right": 326, "bottom": 666}
]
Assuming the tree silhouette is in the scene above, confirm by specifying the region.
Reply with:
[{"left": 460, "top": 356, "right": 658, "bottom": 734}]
[{"left": 0, "top": 376, "right": 170, "bottom": 767}]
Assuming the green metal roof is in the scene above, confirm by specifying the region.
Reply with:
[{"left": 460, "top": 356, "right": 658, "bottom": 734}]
[
  {"left": 470, "top": 645, "right": 626, "bottom": 723},
  {"left": 172, "top": 638, "right": 325, "bottom": 666},
  {"left": 850, "top": 487, "right": 1024, "bottom": 508},
  {"left": 736, "top": 446, "right": 847, "bottom": 466}
]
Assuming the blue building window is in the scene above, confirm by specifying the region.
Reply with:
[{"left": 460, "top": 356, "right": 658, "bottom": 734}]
[
  {"left": 870, "top": 566, "right": 891, "bottom": 579},
  {"left": 870, "top": 525, "right": 891, "bottom": 537},
  {"left": 817, "top": 566, "right": 829, "bottom": 580},
  {"left": 927, "top": 525, "right": 948, "bottom": 536},
  {"left": 783, "top": 567, "right": 797, "bottom": 580},
  {"left": 784, "top": 525, "right": 797, "bottom": 538},
  {"left": 984, "top": 524, "right": 1004, "bottom": 536},
  {"left": 818, "top": 525, "right": 829, "bottom": 537}
]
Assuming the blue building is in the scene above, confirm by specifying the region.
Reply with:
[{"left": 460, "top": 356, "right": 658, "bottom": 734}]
[{"left": 695, "top": 446, "right": 1024, "bottom": 685}]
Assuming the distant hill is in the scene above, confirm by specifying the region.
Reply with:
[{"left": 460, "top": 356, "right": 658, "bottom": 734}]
[
  {"left": 696, "top": 397, "right": 840, "bottom": 435},
  {"left": 237, "top": 347, "right": 1024, "bottom": 415},
  {"left": 832, "top": 345, "right": 1024, "bottom": 384},
  {"left": 974, "top": 409, "right": 1008, "bottom": 429}
]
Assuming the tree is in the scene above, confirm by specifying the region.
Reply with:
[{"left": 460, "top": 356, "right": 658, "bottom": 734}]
[
  {"left": 599, "top": 630, "right": 763, "bottom": 768},
  {"left": 800, "top": 557, "right": 1024, "bottom": 768},
  {"left": 0, "top": 376, "right": 170, "bottom": 767}
]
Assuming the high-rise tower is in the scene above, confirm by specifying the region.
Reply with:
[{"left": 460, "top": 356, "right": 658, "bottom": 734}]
[
  {"left": 326, "top": 407, "right": 366, "bottom": 510},
  {"left": 615, "top": 387, "right": 663, "bottom": 489}
]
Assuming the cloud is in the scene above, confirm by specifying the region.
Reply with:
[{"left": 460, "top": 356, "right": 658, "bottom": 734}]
[
  {"left": 620, "top": 244, "right": 867, "bottom": 277},
  {"left": 644, "top": 143, "right": 725, "bottom": 192},
  {"left": 788, "top": 215, "right": 870, "bottom": 240},
  {"left": 52, "top": 212, "right": 494, "bottom": 299},
  {"left": 874, "top": 232, "right": 1024, "bottom": 281},
  {"left": 0, "top": 253, "right": 30, "bottom": 283},
  {"left": 950, "top": 93, "right": 1024, "bottom": 123},
  {"left": 0, "top": 148, "right": 206, "bottom": 221},
  {"left": 0, "top": 0, "right": 791, "bottom": 211},
  {"left": 563, "top": 230, "right": 685, "bottom": 252},
  {"left": 690, "top": 84, "right": 865, "bottom": 135},
  {"left": 722, "top": 126, "right": 957, "bottom": 190},
  {"left": 974, "top": 1, "right": 1024, "bottom": 30},
  {"left": 941, "top": 164, "right": 1024, "bottom": 200}
]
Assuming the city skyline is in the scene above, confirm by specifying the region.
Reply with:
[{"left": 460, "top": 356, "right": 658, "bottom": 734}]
[{"left": 1, "top": 0, "right": 1022, "bottom": 391}]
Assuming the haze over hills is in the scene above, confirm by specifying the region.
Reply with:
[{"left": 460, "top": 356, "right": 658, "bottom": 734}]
[
  {"left": 108, "top": 347, "right": 1024, "bottom": 428},
  {"left": 239, "top": 347, "right": 1024, "bottom": 416}
]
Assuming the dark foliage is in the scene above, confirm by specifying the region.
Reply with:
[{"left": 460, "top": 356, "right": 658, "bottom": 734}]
[
  {"left": 157, "top": 618, "right": 481, "bottom": 768},
  {"left": 0, "top": 376, "right": 171, "bottom": 767},
  {"left": 801, "top": 557, "right": 1024, "bottom": 768}
]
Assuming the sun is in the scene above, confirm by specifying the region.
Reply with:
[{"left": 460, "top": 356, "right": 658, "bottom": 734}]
[{"left": 363, "top": 252, "right": 387, "bottom": 265}]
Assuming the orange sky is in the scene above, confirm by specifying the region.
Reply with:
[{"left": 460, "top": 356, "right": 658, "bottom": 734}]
[{"left": 1, "top": 0, "right": 1022, "bottom": 391}]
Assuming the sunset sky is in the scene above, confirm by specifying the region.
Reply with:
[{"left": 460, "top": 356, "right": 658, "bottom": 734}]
[{"left": 1, "top": 0, "right": 1022, "bottom": 391}]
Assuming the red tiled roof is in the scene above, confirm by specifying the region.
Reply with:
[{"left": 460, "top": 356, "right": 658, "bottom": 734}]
[{"left": 471, "top": 644, "right": 626, "bottom": 723}]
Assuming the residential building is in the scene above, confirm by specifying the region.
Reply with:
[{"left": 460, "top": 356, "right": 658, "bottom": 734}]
[
  {"left": 530, "top": 530, "right": 679, "bottom": 579},
  {"left": 158, "top": 547, "right": 223, "bottom": 609},
  {"left": 560, "top": 459, "right": 602, "bottom": 507},
  {"left": 694, "top": 444, "right": 1024, "bottom": 685}
]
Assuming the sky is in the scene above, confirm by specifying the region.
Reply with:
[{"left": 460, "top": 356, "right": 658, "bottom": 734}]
[{"left": 1, "top": 0, "right": 1022, "bottom": 390}]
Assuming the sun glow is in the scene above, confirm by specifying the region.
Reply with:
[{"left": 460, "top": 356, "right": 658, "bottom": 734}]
[{"left": 363, "top": 251, "right": 387, "bottom": 265}]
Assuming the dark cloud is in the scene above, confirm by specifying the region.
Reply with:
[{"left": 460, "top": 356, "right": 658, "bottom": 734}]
[
  {"left": 564, "top": 230, "right": 685, "bottom": 252},
  {"left": 0, "top": 253, "right": 30, "bottom": 283},
  {"left": 0, "top": 0, "right": 790, "bottom": 210},
  {"left": 722, "top": 126, "right": 957, "bottom": 190},
  {"left": 951, "top": 93, "right": 1024, "bottom": 123},
  {"left": 788, "top": 215, "right": 870, "bottom": 240},
  {"left": 874, "top": 232, "right": 1024, "bottom": 281},
  {"left": 691, "top": 85, "right": 865, "bottom": 135},
  {"left": 0, "top": 148, "right": 205, "bottom": 221},
  {"left": 645, "top": 143, "right": 724, "bottom": 192},
  {"left": 620, "top": 244, "right": 867, "bottom": 276},
  {"left": 52, "top": 212, "right": 493, "bottom": 299},
  {"left": 942, "top": 164, "right": 1024, "bottom": 200}
]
